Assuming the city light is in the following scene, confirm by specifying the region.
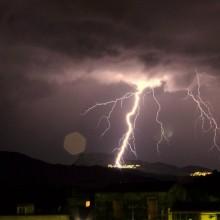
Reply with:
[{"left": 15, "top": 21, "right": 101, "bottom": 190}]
[{"left": 190, "top": 171, "right": 212, "bottom": 177}]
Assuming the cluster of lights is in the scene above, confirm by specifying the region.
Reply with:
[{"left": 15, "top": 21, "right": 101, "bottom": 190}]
[
  {"left": 190, "top": 171, "right": 212, "bottom": 177},
  {"left": 108, "top": 164, "right": 141, "bottom": 169}
]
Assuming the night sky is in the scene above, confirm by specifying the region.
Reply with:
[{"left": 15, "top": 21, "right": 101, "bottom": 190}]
[{"left": 1, "top": 0, "right": 220, "bottom": 168}]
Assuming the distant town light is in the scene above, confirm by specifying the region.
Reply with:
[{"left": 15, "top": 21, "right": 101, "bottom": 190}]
[
  {"left": 190, "top": 171, "right": 212, "bottom": 177},
  {"left": 85, "top": 200, "right": 91, "bottom": 208}
]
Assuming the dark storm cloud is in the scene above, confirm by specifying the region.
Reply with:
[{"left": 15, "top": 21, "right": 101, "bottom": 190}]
[
  {"left": 1, "top": 0, "right": 220, "bottom": 77},
  {"left": 1, "top": 0, "right": 219, "bottom": 90},
  {"left": 1, "top": 0, "right": 220, "bottom": 60},
  {"left": 1, "top": 0, "right": 220, "bottom": 167}
]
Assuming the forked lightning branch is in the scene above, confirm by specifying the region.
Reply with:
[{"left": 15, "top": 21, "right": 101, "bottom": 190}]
[{"left": 82, "top": 73, "right": 220, "bottom": 168}]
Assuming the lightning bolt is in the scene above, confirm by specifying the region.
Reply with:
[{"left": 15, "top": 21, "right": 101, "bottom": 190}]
[
  {"left": 82, "top": 73, "right": 220, "bottom": 168},
  {"left": 114, "top": 86, "right": 144, "bottom": 168},
  {"left": 152, "top": 88, "right": 168, "bottom": 153},
  {"left": 83, "top": 81, "right": 167, "bottom": 168},
  {"left": 186, "top": 73, "right": 220, "bottom": 151},
  {"left": 82, "top": 92, "right": 134, "bottom": 137}
]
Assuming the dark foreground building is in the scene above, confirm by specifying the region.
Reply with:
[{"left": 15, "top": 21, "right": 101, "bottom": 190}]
[
  {"left": 1, "top": 177, "right": 220, "bottom": 220},
  {"left": 1, "top": 152, "right": 220, "bottom": 220}
]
